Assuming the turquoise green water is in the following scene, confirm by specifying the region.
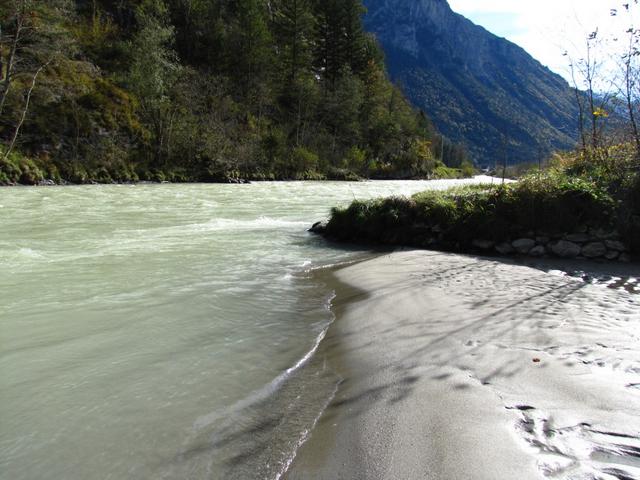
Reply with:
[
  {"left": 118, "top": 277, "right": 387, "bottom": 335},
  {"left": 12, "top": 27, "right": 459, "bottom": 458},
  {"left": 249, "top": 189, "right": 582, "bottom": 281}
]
[{"left": 0, "top": 179, "right": 495, "bottom": 479}]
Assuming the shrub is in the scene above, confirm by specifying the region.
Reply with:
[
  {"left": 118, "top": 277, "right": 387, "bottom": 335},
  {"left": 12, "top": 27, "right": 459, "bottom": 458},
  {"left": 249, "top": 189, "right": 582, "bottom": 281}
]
[
  {"left": 342, "top": 146, "right": 367, "bottom": 172},
  {"left": 290, "top": 147, "right": 319, "bottom": 174},
  {"left": 432, "top": 164, "right": 460, "bottom": 179},
  {"left": 0, "top": 149, "right": 47, "bottom": 185},
  {"left": 460, "top": 160, "right": 476, "bottom": 178}
]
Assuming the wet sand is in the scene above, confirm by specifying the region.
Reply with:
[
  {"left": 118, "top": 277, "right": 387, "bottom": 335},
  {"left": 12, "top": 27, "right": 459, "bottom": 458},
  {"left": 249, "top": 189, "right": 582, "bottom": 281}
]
[{"left": 286, "top": 250, "right": 640, "bottom": 480}]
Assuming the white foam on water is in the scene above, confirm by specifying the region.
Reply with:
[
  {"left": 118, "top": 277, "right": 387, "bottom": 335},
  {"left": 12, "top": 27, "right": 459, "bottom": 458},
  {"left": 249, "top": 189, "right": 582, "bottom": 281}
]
[{"left": 17, "top": 247, "right": 44, "bottom": 259}]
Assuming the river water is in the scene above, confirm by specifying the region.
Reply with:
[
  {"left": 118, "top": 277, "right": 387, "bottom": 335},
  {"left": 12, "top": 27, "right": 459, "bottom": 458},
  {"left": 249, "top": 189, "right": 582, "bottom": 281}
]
[{"left": 0, "top": 178, "right": 495, "bottom": 479}]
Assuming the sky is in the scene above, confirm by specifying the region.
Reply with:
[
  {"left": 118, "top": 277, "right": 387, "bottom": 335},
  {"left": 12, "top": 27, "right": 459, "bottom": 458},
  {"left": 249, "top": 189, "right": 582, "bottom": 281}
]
[{"left": 447, "top": 0, "right": 633, "bottom": 83}]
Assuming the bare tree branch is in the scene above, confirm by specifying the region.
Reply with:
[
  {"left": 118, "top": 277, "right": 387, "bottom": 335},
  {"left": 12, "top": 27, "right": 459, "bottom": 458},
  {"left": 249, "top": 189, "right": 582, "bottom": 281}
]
[{"left": 3, "top": 58, "right": 51, "bottom": 161}]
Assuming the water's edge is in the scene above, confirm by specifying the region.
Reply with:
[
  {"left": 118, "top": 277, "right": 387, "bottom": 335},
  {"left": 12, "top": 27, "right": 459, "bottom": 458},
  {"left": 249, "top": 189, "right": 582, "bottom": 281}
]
[{"left": 282, "top": 250, "right": 640, "bottom": 479}]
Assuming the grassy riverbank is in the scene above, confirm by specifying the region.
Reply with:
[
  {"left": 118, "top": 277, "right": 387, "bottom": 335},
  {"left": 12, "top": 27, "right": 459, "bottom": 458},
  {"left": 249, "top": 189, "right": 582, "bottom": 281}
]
[
  {"left": 0, "top": 145, "right": 472, "bottom": 185},
  {"left": 322, "top": 146, "right": 640, "bottom": 256}
]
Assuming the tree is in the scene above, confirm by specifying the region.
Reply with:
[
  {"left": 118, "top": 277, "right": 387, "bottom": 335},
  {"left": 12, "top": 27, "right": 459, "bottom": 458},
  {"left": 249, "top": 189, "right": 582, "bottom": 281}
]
[
  {"left": 313, "top": 0, "right": 343, "bottom": 87},
  {"left": 127, "top": 0, "right": 181, "bottom": 166},
  {"left": 323, "top": 66, "right": 364, "bottom": 158},
  {"left": 274, "top": 0, "right": 315, "bottom": 83},
  {"left": 566, "top": 29, "right": 612, "bottom": 153},
  {"left": 341, "top": 0, "right": 367, "bottom": 74},
  {"left": 611, "top": 1, "right": 640, "bottom": 158},
  {"left": 0, "top": 0, "right": 27, "bottom": 116},
  {"left": 1, "top": 0, "right": 74, "bottom": 159},
  {"left": 228, "top": 0, "right": 273, "bottom": 98},
  {"left": 272, "top": 0, "right": 317, "bottom": 146}
]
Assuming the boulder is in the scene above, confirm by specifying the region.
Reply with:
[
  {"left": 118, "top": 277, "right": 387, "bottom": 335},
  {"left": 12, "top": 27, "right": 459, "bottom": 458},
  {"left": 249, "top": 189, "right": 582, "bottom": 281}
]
[
  {"left": 591, "top": 228, "right": 619, "bottom": 240},
  {"left": 619, "top": 253, "right": 632, "bottom": 263},
  {"left": 512, "top": 238, "right": 536, "bottom": 254},
  {"left": 565, "top": 233, "right": 592, "bottom": 243},
  {"left": 472, "top": 239, "right": 494, "bottom": 250},
  {"left": 535, "top": 236, "right": 550, "bottom": 245},
  {"left": 550, "top": 240, "right": 581, "bottom": 258},
  {"left": 604, "top": 240, "right": 626, "bottom": 252},
  {"left": 495, "top": 242, "right": 514, "bottom": 255},
  {"left": 529, "top": 245, "right": 546, "bottom": 257},
  {"left": 309, "top": 221, "right": 327, "bottom": 234},
  {"left": 605, "top": 250, "right": 620, "bottom": 260},
  {"left": 581, "top": 242, "right": 607, "bottom": 258}
]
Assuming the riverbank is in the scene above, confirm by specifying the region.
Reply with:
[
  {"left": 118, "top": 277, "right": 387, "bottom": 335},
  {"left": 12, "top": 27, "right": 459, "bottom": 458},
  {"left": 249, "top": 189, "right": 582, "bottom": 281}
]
[
  {"left": 285, "top": 250, "right": 640, "bottom": 480},
  {"left": 0, "top": 146, "right": 471, "bottom": 186},
  {"left": 316, "top": 149, "right": 640, "bottom": 260},
  {"left": 0, "top": 170, "right": 471, "bottom": 187}
]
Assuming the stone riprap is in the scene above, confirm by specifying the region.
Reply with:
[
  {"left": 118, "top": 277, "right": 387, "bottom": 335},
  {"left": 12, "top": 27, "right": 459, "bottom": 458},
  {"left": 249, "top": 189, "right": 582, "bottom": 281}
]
[{"left": 471, "top": 228, "right": 630, "bottom": 262}]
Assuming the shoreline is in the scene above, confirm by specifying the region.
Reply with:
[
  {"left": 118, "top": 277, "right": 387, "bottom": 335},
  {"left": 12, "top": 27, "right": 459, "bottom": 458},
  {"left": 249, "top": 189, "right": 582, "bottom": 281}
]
[
  {"left": 0, "top": 175, "right": 480, "bottom": 188},
  {"left": 0, "top": 173, "right": 480, "bottom": 187},
  {"left": 285, "top": 250, "right": 640, "bottom": 479}
]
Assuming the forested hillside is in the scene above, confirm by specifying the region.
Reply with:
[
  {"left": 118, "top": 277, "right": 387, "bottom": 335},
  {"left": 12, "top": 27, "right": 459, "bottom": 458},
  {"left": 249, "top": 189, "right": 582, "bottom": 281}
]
[{"left": 0, "top": 0, "right": 470, "bottom": 184}]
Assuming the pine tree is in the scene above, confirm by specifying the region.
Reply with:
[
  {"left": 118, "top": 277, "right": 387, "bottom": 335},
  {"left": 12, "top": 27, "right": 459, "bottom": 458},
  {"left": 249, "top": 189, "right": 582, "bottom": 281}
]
[
  {"left": 313, "top": 0, "right": 343, "bottom": 86},
  {"left": 341, "top": 0, "right": 367, "bottom": 74},
  {"left": 274, "top": 0, "right": 315, "bottom": 83},
  {"left": 228, "top": 0, "right": 273, "bottom": 96}
]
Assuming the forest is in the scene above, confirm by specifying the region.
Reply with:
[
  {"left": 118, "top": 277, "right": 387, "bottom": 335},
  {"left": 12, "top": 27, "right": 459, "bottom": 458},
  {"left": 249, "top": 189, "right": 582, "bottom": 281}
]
[{"left": 0, "top": 0, "right": 473, "bottom": 185}]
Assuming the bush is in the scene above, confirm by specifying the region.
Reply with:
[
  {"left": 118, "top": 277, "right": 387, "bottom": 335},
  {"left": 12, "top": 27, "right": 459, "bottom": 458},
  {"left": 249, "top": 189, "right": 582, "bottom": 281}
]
[
  {"left": 0, "top": 149, "right": 48, "bottom": 185},
  {"left": 460, "top": 160, "right": 476, "bottom": 178},
  {"left": 326, "top": 167, "right": 362, "bottom": 181},
  {"left": 342, "top": 146, "right": 367, "bottom": 172},
  {"left": 432, "top": 164, "right": 461, "bottom": 179},
  {"left": 290, "top": 147, "right": 319, "bottom": 174}
]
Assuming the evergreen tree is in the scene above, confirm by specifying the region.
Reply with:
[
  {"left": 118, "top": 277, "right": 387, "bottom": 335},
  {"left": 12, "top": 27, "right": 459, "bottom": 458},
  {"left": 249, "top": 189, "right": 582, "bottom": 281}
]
[
  {"left": 341, "top": 0, "right": 367, "bottom": 74},
  {"left": 274, "top": 0, "right": 317, "bottom": 146},
  {"left": 313, "top": 0, "right": 343, "bottom": 86},
  {"left": 274, "top": 0, "right": 315, "bottom": 83},
  {"left": 228, "top": 0, "right": 273, "bottom": 98}
]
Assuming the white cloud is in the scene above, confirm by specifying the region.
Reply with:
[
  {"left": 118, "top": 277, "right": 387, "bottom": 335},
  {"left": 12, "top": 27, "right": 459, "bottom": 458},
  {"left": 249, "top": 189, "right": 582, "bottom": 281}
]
[{"left": 447, "top": 0, "right": 630, "bottom": 82}]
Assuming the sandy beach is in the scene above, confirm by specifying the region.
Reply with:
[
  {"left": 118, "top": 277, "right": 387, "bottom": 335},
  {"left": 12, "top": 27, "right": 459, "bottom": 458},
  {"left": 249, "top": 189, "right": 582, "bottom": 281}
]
[{"left": 286, "top": 250, "right": 640, "bottom": 480}]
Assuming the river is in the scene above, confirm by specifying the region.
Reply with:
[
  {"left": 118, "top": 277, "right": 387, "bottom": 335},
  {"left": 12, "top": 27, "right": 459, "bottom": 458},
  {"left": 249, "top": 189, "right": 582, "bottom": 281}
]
[{"left": 0, "top": 178, "right": 497, "bottom": 479}]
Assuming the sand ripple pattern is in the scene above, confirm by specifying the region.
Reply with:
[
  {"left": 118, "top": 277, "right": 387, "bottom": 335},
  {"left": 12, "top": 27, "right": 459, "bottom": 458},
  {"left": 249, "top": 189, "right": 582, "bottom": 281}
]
[
  {"left": 290, "top": 251, "right": 639, "bottom": 480},
  {"left": 408, "top": 253, "right": 640, "bottom": 479}
]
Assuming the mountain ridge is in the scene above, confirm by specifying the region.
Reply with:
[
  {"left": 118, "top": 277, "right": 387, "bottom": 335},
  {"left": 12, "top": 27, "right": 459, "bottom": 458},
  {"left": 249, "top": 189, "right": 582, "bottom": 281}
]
[{"left": 363, "top": 0, "right": 579, "bottom": 165}]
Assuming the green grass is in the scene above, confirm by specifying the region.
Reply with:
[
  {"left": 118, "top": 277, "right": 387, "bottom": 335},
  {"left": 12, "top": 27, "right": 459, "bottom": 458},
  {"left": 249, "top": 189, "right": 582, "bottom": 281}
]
[{"left": 325, "top": 166, "right": 635, "bottom": 252}]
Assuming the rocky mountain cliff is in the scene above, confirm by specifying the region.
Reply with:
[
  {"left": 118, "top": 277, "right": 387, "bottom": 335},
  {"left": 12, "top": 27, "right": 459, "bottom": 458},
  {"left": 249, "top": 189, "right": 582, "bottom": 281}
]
[{"left": 363, "top": 0, "right": 579, "bottom": 165}]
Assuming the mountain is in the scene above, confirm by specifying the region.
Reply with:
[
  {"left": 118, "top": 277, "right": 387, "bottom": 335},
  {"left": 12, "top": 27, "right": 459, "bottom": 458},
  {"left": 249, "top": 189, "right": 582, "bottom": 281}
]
[{"left": 363, "top": 0, "right": 579, "bottom": 165}]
